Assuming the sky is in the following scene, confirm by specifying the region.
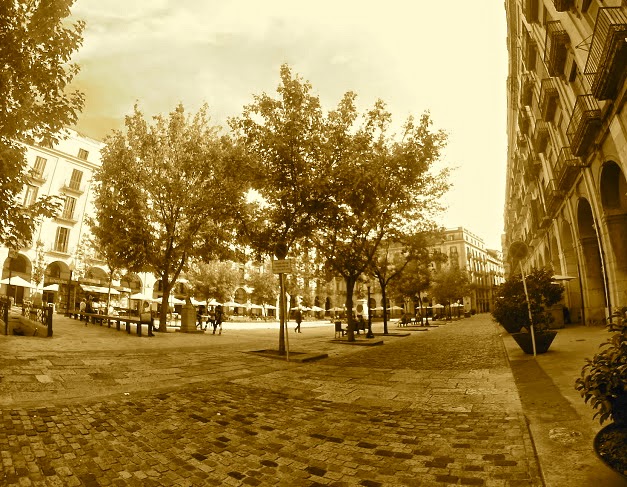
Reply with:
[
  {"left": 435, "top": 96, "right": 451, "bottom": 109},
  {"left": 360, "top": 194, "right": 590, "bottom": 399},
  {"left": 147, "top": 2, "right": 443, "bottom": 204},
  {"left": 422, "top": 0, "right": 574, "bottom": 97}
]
[{"left": 69, "top": 0, "right": 509, "bottom": 250}]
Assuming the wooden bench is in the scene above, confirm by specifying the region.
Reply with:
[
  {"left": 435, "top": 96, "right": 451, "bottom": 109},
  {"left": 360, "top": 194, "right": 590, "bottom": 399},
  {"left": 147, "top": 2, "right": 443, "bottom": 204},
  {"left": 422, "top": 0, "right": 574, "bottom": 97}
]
[{"left": 70, "top": 310, "right": 154, "bottom": 336}]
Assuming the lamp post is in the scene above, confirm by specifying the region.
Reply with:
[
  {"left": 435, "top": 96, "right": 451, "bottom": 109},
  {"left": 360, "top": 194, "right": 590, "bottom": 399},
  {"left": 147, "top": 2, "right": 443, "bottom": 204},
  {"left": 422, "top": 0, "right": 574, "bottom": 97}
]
[
  {"left": 366, "top": 285, "right": 374, "bottom": 338},
  {"left": 65, "top": 262, "right": 75, "bottom": 316},
  {"left": 6, "top": 249, "right": 17, "bottom": 302}
]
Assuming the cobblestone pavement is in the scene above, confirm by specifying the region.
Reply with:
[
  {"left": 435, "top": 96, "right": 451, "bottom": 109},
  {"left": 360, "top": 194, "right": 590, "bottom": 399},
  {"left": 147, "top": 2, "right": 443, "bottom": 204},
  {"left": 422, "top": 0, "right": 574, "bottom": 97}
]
[{"left": 1, "top": 315, "right": 542, "bottom": 486}]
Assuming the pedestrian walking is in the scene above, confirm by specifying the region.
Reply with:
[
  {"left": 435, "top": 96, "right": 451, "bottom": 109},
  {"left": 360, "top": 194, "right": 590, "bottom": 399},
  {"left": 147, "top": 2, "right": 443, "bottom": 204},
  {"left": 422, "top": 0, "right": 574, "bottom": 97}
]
[
  {"left": 79, "top": 298, "right": 86, "bottom": 324},
  {"left": 214, "top": 305, "right": 223, "bottom": 335},
  {"left": 294, "top": 308, "right": 302, "bottom": 333}
]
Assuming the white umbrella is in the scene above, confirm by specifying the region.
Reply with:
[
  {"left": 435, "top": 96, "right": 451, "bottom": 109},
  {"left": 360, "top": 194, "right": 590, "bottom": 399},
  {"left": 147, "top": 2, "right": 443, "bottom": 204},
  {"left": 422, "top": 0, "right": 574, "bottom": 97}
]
[
  {"left": 263, "top": 304, "right": 277, "bottom": 309},
  {"left": 207, "top": 298, "right": 221, "bottom": 306},
  {"left": 189, "top": 297, "right": 204, "bottom": 306},
  {"left": 310, "top": 305, "right": 325, "bottom": 312},
  {"left": 450, "top": 303, "right": 463, "bottom": 307},
  {"left": 387, "top": 306, "right": 403, "bottom": 311},
  {"left": 169, "top": 297, "right": 186, "bottom": 305},
  {"left": 222, "top": 300, "right": 244, "bottom": 308},
  {"left": 0, "top": 276, "right": 34, "bottom": 288},
  {"left": 432, "top": 303, "right": 445, "bottom": 309},
  {"left": 249, "top": 303, "right": 264, "bottom": 309},
  {"left": 552, "top": 275, "right": 577, "bottom": 282},
  {"left": 43, "top": 283, "right": 59, "bottom": 292},
  {"left": 131, "top": 292, "right": 157, "bottom": 302}
]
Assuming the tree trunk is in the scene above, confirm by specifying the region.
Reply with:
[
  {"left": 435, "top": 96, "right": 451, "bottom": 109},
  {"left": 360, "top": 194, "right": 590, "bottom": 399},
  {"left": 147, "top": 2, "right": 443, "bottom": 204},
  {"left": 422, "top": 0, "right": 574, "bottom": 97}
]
[
  {"left": 278, "top": 273, "right": 286, "bottom": 354},
  {"left": 159, "top": 280, "right": 171, "bottom": 332},
  {"left": 381, "top": 284, "right": 389, "bottom": 334},
  {"left": 345, "top": 276, "right": 357, "bottom": 342}
]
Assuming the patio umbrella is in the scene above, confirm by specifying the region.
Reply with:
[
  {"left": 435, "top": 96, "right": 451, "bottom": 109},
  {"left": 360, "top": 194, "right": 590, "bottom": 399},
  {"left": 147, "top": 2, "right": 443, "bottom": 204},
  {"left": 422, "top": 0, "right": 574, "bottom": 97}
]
[
  {"left": 0, "top": 276, "right": 33, "bottom": 288},
  {"left": 222, "top": 301, "right": 244, "bottom": 308},
  {"left": 130, "top": 292, "right": 157, "bottom": 302},
  {"left": 310, "top": 305, "right": 325, "bottom": 312},
  {"left": 551, "top": 275, "right": 577, "bottom": 281},
  {"left": 43, "top": 284, "right": 59, "bottom": 292},
  {"left": 387, "top": 306, "right": 403, "bottom": 311},
  {"left": 432, "top": 303, "right": 445, "bottom": 309},
  {"left": 207, "top": 299, "right": 221, "bottom": 306},
  {"left": 263, "top": 304, "right": 277, "bottom": 309}
]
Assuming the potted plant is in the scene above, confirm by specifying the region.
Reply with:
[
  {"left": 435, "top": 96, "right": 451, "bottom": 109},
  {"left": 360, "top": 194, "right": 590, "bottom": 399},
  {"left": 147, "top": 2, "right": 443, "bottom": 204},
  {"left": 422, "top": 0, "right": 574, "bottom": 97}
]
[
  {"left": 491, "top": 268, "right": 564, "bottom": 354},
  {"left": 575, "top": 309, "right": 627, "bottom": 476}
]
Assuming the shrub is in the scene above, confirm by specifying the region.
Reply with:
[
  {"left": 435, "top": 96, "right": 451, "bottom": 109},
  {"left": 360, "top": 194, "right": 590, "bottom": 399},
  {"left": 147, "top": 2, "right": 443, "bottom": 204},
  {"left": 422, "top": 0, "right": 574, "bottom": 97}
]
[
  {"left": 491, "top": 268, "right": 563, "bottom": 334},
  {"left": 575, "top": 309, "right": 627, "bottom": 425}
]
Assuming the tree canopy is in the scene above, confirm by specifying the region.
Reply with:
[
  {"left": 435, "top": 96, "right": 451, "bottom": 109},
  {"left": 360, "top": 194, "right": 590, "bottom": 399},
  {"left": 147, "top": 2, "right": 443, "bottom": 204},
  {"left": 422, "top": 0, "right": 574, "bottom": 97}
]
[
  {"left": 92, "top": 103, "right": 243, "bottom": 331},
  {"left": 0, "top": 0, "right": 85, "bottom": 248}
]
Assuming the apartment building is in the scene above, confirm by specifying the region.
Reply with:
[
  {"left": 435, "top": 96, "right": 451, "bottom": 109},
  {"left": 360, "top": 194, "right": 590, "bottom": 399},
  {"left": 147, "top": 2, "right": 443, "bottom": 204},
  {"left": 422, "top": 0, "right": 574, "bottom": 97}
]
[
  {"left": 434, "top": 227, "right": 505, "bottom": 313},
  {"left": 503, "top": 0, "right": 627, "bottom": 324}
]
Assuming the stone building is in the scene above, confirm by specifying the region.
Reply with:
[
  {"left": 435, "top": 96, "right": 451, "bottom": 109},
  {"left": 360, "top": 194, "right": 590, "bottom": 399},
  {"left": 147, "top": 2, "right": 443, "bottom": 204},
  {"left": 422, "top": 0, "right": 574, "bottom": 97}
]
[{"left": 503, "top": 0, "right": 626, "bottom": 324}]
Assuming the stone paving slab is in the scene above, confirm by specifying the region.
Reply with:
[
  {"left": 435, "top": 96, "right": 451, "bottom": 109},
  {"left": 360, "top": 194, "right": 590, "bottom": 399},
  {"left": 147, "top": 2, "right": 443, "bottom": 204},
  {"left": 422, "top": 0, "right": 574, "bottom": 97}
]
[{"left": 4, "top": 313, "right": 619, "bottom": 486}]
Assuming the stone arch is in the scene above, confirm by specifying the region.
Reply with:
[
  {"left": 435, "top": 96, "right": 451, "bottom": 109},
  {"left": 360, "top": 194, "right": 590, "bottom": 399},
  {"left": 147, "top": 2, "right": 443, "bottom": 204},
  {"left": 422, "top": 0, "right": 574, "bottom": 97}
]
[
  {"left": 600, "top": 160, "right": 627, "bottom": 306},
  {"left": 550, "top": 235, "right": 560, "bottom": 272},
  {"left": 121, "top": 273, "right": 142, "bottom": 294},
  {"left": 2, "top": 252, "right": 32, "bottom": 304},
  {"left": 84, "top": 266, "right": 108, "bottom": 284},
  {"left": 577, "top": 197, "right": 607, "bottom": 322},
  {"left": 559, "top": 220, "right": 583, "bottom": 324}
]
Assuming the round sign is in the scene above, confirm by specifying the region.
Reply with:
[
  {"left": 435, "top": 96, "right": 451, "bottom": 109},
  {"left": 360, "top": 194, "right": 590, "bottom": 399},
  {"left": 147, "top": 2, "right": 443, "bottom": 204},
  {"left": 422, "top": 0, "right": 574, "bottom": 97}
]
[{"left": 509, "top": 241, "right": 529, "bottom": 260}]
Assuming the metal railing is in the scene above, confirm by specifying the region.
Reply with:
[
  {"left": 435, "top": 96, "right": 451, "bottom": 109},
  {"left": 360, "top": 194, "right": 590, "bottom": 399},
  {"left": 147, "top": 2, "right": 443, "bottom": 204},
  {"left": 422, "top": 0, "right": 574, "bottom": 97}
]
[
  {"left": 538, "top": 78, "right": 559, "bottom": 122},
  {"left": 21, "top": 302, "right": 54, "bottom": 337},
  {"left": 584, "top": 7, "right": 627, "bottom": 100},
  {"left": 545, "top": 21, "right": 570, "bottom": 76},
  {"left": 552, "top": 0, "right": 572, "bottom": 12},
  {"left": 567, "top": 94, "right": 602, "bottom": 156}
]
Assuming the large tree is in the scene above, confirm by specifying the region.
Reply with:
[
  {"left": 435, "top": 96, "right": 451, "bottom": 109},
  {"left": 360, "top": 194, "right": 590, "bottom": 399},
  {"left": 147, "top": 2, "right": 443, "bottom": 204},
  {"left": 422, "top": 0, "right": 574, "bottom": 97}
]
[
  {"left": 430, "top": 265, "right": 472, "bottom": 319},
  {"left": 315, "top": 96, "right": 450, "bottom": 341},
  {"left": 0, "top": 0, "right": 85, "bottom": 248},
  {"left": 187, "top": 259, "right": 241, "bottom": 305},
  {"left": 229, "top": 64, "right": 331, "bottom": 351},
  {"left": 372, "top": 229, "right": 444, "bottom": 334},
  {"left": 92, "top": 104, "right": 243, "bottom": 331}
]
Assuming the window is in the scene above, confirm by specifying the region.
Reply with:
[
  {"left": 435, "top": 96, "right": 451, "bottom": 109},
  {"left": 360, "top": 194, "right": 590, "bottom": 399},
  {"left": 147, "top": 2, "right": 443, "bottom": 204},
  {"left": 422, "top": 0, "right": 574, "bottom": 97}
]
[
  {"left": 61, "top": 196, "right": 76, "bottom": 220},
  {"left": 33, "top": 156, "right": 47, "bottom": 178},
  {"left": 54, "top": 227, "right": 70, "bottom": 253},
  {"left": 23, "top": 185, "right": 38, "bottom": 206},
  {"left": 69, "top": 169, "right": 83, "bottom": 191},
  {"left": 78, "top": 148, "right": 89, "bottom": 160}
]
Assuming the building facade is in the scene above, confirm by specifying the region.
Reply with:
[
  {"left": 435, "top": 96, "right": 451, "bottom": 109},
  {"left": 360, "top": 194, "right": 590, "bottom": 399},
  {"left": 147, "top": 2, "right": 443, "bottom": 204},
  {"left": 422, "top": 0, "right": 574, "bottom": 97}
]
[
  {"left": 503, "top": 0, "right": 627, "bottom": 324},
  {"left": 433, "top": 227, "right": 505, "bottom": 313}
]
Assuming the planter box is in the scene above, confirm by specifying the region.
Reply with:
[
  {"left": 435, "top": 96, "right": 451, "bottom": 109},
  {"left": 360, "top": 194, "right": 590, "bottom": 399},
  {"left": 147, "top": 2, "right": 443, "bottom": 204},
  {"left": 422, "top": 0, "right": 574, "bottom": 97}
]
[{"left": 511, "top": 330, "right": 557, "bottom": 354}]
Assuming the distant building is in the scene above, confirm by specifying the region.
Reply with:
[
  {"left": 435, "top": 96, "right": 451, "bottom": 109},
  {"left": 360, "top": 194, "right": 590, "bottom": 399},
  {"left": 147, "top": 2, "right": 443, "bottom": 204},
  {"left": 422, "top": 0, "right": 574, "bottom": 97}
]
[
  {"left": 503, "top": 0, "right": 627, "bottom": 324},
  {"left": 434, "top": 227, "right": 505, "bottom": 313}
]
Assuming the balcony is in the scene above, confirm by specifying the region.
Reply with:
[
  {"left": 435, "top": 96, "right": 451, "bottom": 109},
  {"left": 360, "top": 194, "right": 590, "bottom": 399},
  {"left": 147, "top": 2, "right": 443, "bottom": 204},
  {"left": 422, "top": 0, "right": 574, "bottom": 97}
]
[
  {"left": 545, "top": 21, "right": 570, "bottom": 77},
  {"left": 523, "top": 0, "right": 539, "bottom": 23},
  {"left": 555, "top": 146, "right": 586, "bottom": 191},
  {"left": 60, "top": 180, "right": 85, "bottom": 195},
  {"left": 523, "top": 31, "right": 538, "bottom": 71},
  {"left": 520, "top": 77, "right": 534, "bottom": 107},
  {"left": 553, "top": 0, "right": 572, "bottom": 12},
  {"left": 538, "top": 78, "right": 559, "bottom": 121},
  {"left": 584, "top": 7, "right": 627, "bottom": 100},
  {"left": 26, "top": 171, "right": 47, "bottom": 185},
  {"left": 518, "top": 111, "right": 530, "bottom": 136},
  {"left": 544, "top": 179, "right": 564, "bottom": 216},
  {"left": 567, "top": 94, "right": 601, "bottom": 157},
  {"left": 533, "top": 120, "right": 550, "bottom": 154},
  {"left": 525, "top": 152, "right": 542, "bottom": 178}
]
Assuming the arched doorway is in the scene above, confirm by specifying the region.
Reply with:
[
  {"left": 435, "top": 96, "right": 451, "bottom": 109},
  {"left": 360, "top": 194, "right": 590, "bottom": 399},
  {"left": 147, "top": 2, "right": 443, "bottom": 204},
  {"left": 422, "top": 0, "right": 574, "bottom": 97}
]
[
  {"left": 599, "top": 161, "right": 627, "bottom": 306},
  {"left": 577, "top": 198, "right": 607, "bottom": 323},
  {"left": 1, "top": 253, "right": 32, "bottom": 304},
  {"left": 560, "top": 220, "right": 583, "bottom": 324}
]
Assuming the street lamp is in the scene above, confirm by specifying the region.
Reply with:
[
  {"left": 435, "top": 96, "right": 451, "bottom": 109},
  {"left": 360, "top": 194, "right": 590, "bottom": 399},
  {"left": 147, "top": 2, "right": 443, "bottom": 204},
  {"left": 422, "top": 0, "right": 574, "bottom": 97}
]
[{"left": 65, "top": 262, "right": 75, "bottom": 316}]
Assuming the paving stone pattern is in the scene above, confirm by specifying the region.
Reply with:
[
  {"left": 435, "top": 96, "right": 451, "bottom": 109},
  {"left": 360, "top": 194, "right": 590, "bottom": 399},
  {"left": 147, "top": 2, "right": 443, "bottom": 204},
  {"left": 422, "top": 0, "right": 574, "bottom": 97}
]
[{"left": 0, "top": 315, "right": 543, "bottom": 486}]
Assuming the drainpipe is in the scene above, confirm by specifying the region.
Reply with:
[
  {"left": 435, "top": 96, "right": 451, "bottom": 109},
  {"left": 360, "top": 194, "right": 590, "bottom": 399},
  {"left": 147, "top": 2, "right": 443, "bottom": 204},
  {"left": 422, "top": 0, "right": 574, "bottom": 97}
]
[{"left": 592, "top": 220, "right": 612, "bottom": 323}]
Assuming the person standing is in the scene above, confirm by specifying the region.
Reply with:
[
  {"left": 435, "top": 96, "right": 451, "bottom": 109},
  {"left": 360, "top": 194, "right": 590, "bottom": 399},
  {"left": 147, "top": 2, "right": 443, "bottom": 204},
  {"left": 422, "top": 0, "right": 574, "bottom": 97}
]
[
  {"left": 79, "top": 298, "right": 87, "bottom": 324},
  {"left": 214, "top": 305, "right": 223, "bottom": 335},
  {"left": 294, "top": 308, "right": 303, "bottom": 333}
]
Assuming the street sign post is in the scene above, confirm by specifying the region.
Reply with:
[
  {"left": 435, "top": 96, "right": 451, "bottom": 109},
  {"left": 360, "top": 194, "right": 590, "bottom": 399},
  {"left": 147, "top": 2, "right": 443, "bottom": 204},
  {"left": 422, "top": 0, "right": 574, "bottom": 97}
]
[{"left": 272, "top": 259, "right": 293, "bottom": 274}]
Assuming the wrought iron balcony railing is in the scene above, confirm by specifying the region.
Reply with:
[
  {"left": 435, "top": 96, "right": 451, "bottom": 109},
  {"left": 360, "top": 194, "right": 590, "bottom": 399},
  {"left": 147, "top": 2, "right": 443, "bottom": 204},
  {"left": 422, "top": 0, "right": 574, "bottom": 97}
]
[
  {"left": 555, "top": 146, "right": 586, "bottom": 191},
  {"left": 520, "top": 76, "right": 534, "bottom": 107},
  {"left": 544, "top": 179, "right": 564, "bottom": 216},
  {"left": 545, "top": 21, "right": 570, "bottom": 77},
  {"left": 566, "top": 94, "right": 601, "bottom": 157},
  {"left": 518, "top": 111, "right": 530, "bottom": 136},
  {"left": 538, "top": 78, "right": 559, "bottom": 121},
  {"left": 584, "top": 7, "right": 627, "bottom": 100},
  {"left": 60, "top": 180, "right": 85, "bottom": 195},
  {"left": 533, "top": 120, "right": 550, "bottom": 154}
]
